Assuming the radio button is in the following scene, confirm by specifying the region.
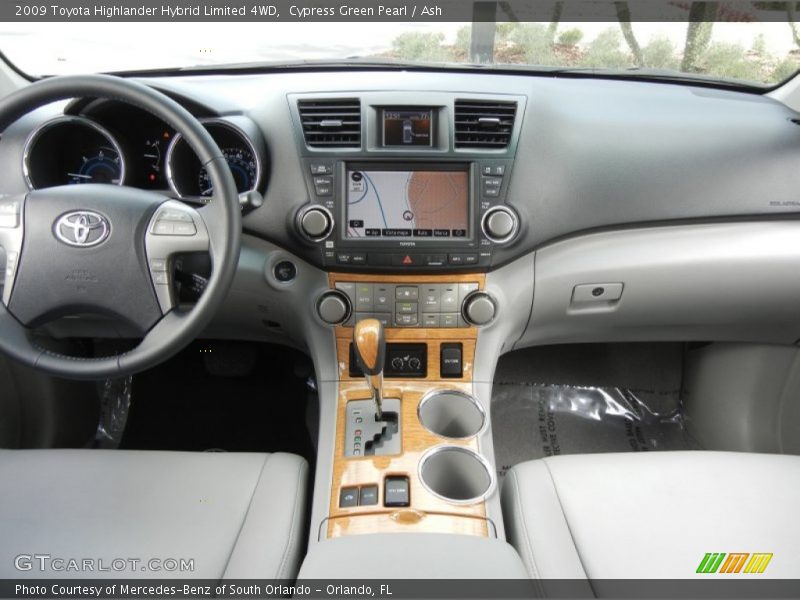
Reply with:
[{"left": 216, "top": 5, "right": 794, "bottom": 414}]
[
  {"left": 463, "top": 254, "right": 479, "bottom": 265},
  {"left": 352, "top": 253, "right": 367, "bottom": 265},
  {"left": 336, "top": 253, "right": 352, "bottom": 264},
  {"left": 483, "top": 186, "right": 500, "bottom": 198}
]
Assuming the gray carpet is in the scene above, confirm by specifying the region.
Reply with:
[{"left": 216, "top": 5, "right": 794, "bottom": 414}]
[{"left": 491, "top": 343, "right": 702, "bottom": 479}]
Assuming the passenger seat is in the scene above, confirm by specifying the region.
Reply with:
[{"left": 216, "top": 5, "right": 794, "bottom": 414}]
[{"left": 502, "top": 451, "right": 800, "bottom": 579}]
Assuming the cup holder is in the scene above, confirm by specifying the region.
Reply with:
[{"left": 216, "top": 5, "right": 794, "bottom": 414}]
[
  {"left": 417, "top": 390, "right": 486, "bottom": 439},
  {"left": 418, "top": 445, "right": 495, "bottom": 505}
]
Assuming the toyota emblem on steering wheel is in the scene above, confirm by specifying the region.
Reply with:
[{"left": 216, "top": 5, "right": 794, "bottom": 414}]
[{"left": 53, "top": 210, "right": 110, "bottom": 247}]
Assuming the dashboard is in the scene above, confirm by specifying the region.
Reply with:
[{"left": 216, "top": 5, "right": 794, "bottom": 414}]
[{"left": 2, "top": 68, "right": 800, "bottom": 346}]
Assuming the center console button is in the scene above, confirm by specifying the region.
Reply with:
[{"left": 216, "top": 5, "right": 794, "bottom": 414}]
[
  {"left": 395, "top": 286, "right": 419, "bottom": 300},
  {"left": 355, "top": 284, "right": 373, "bottom": 311},
  {"left": 425, "top": 254, "right": 447, "bottom": 266},
  {"left": 360, "top": 485, "right": 379, "bottom": 506},
  {"left": 352, "top": 253, "right": 367, "bottom": 265},
  {"left": 396, "top": 302, "right": 417, "bottom": 314},
  {"left": 423, "top": 314, "right": 440, "bottom": 328},
  {"left": 440, "top": 285, "right": 459, "bottom": 312},
  {"left": 392, "top": 254, "right": 421, "bottom": 266},
  {"left": 396, "top": 313, "right": 419, "bottom": 326},
  {"left": 441, "top": 313, "right": 459, "bottom": 328},
  {"left": 421, "top": 285, "right": 440, "bottom": 311},
  {"left": 384, "top": 476, "right": 410, "bottom": 507},
  {"left": 374, "top": 285, "right": 393, "bottom": 309},
  {"left": 339, "top": 487, "right": 359, "bottom": 508},
  {"left": 458, "top": 282, "right": 480, "bottom": 304}
]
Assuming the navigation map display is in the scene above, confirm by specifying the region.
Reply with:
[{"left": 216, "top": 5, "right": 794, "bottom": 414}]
[{"left": 345, "top": 167, "right": 469, "bottom": 240}]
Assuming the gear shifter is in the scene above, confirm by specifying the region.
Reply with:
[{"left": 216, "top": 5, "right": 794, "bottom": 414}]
[{"left": 353, "top": 318, "right": 385, "bottom": 420}]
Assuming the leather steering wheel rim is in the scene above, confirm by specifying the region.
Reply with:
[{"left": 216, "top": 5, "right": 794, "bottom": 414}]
[{"left": 0, "top": 74, "right": 241, "bottom": 379}]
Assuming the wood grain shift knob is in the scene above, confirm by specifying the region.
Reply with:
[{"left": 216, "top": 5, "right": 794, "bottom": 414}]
[{"left": 353, "top": 318, "right": 385, "bottom": 375}]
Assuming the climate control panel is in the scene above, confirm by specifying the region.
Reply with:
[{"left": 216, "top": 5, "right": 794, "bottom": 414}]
[{"left": 318, "top": 278, "right": 496, "bottom": 328}]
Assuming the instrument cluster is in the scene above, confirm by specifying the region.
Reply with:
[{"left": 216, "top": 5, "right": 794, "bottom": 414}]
[{"left": 23, "top": 105, "right": 267, "bottom": 205}]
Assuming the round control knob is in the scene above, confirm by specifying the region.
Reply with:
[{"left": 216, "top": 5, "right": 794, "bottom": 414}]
[
  {"left": 391, "top": 357, "right": 404, "bottom": 371},
  {"left": 481, "top": 206, "right": 519, "bottom": 244},
  {"left": 408, "top": 356, "right": 422, "bottom": 371},
  {"left": 462, "top": 292, "right": 497, "bottom": 327},
  {"left": 298, "top": 206, "right": 333, "bottom": 241},
  {"left": 316, "top": 291, "right": 351, "bottom": 325}
]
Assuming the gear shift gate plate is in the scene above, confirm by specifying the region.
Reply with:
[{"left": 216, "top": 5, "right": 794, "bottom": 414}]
[{"left": 345, "top": 398, "right": 401, "bottom": 457}]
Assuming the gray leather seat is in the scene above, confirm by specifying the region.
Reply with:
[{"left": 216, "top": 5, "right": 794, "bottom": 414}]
[
  {"left": 0, "top": 449, "right": 308, "bottom": 579},
  {"left": 502, "top": 451, "right": 800, "bottom": 580}
]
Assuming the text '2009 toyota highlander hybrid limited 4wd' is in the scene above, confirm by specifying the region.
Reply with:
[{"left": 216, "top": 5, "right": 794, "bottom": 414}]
[{"left": 0, "top": 3, "right": 799, "bottom": 598}]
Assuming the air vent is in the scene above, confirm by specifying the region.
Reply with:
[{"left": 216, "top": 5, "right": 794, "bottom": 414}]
[
  {"left": 297, "top": 98, "right": 361, "bottom": 148},
  {"left": 454, "top": 99, "right": 517, "bottom": 149}
]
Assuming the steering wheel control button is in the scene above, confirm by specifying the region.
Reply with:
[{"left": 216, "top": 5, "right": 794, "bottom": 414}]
[
  {"left": 482, "top": 206, "right": 519, "bottom": 244},
  {"left": 317, "top": 290, "right": 351, "bottom": 325},
  {"left": 0, "top": 200, "right": 20, "bottom": 228},
  {"left": 462, "top": 291, "right": 497, "bottom": 327},
  {"left": 273, "top": 260, "right": 297, "bottom": 283},
  {"left": 384, "top": 476, "right": 410, "bottom": 507},
  {"left": 339, "top": 487, "right": 359, "bottom": 508},
  {"left": 151, "top": 207, "right": 197, "bottom": 236}
]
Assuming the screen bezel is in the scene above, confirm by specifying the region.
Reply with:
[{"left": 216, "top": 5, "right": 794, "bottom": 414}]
[
  {"left": 381, "top": 107, "right": 434, "bottom": 148},
  {"left": 341, "top": 161, "right": 473, "bottom": 244}
]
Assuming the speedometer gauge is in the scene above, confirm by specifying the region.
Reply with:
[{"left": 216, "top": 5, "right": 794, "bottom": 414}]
[
  {"left": 165, "top": 119, "right": 264, "bottom": 201},
  {"left": 198, "top": 147, "right": 257, "bottom": 196},
  {"left": 68, "top": 146, "right": 122, "bottom": 185}
]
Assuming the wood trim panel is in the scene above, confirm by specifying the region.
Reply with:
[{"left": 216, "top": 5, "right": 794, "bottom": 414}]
[
  {"left": 327, "top": 381, "right": 490, "bottom": 539},
  {"left": 335, "top": 332, "right": 476, "bottom": 381},
  {"left": 325, "top": 513, "right": 490, "bottom": 538}
]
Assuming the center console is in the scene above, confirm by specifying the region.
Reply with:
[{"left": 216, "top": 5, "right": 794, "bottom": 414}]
[{"left": 288, "top": 91, "right": 526, "bottom": 542}]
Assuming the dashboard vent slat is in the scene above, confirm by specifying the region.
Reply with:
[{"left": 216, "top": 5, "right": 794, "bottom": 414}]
[
  {"left": 454, "top": 99, "right": 517, "bottom": 149},
  {"left": 298, "top": 98, "right": 361, "bottom": 148}
]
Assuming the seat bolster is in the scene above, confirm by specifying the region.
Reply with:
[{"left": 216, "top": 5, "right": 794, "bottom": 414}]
[
  {"left": 223, "top": 453, "right": 309, "bottom": 580},
  {"left": 501, "top": 461, "right": 588, "bottom": 580}
]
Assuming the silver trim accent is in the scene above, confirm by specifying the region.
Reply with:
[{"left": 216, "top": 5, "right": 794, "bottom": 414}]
[
  {"left": 165, "top": 118, "right": 263, "bottom": 200},
  {"left": 22, "top": 115, "right": 127, "bottom": 190},
  {"left": 417, "top": 389, "right": 487, "bottom": 440},
  {"left": 53, "top": 210, "right": 111, "bottom": 247},
  {"left": 417, "top": 444, "right": 497, "bottom": 506},
  {"left": 296, "top": 204, "right": 334, "bottom": 242},
  {"left": 481, "top": 205, "right": 519, "bottom": 245},
  {"left": 144, "top": 200, "right": 210, "bottom": 313},
  {"left": 0, "top": 195, "right": 26, "bottom": 307}
]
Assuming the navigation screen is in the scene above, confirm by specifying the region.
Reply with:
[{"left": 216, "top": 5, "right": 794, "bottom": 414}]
[{"left": 345, "top": 168, "right": 469, "bottom": 240}]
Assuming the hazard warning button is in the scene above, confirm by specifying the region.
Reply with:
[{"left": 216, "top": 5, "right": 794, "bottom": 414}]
[{"left": 392, "top": 254, "right": 422, "bottom": 266}]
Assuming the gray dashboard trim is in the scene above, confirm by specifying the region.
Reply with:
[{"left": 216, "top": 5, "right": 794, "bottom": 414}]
[{"left": 519, "top": 220, "right": 800, "bottom": 347}]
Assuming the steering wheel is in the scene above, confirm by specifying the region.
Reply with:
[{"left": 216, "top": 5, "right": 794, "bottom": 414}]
[{"left": 0, "top": 75, "right": 241, "bottom": 379}]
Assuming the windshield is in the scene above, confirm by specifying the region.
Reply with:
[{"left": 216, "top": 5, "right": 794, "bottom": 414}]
[{"left": 1, "top": 20, "right": 798, "bottom": 86}]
